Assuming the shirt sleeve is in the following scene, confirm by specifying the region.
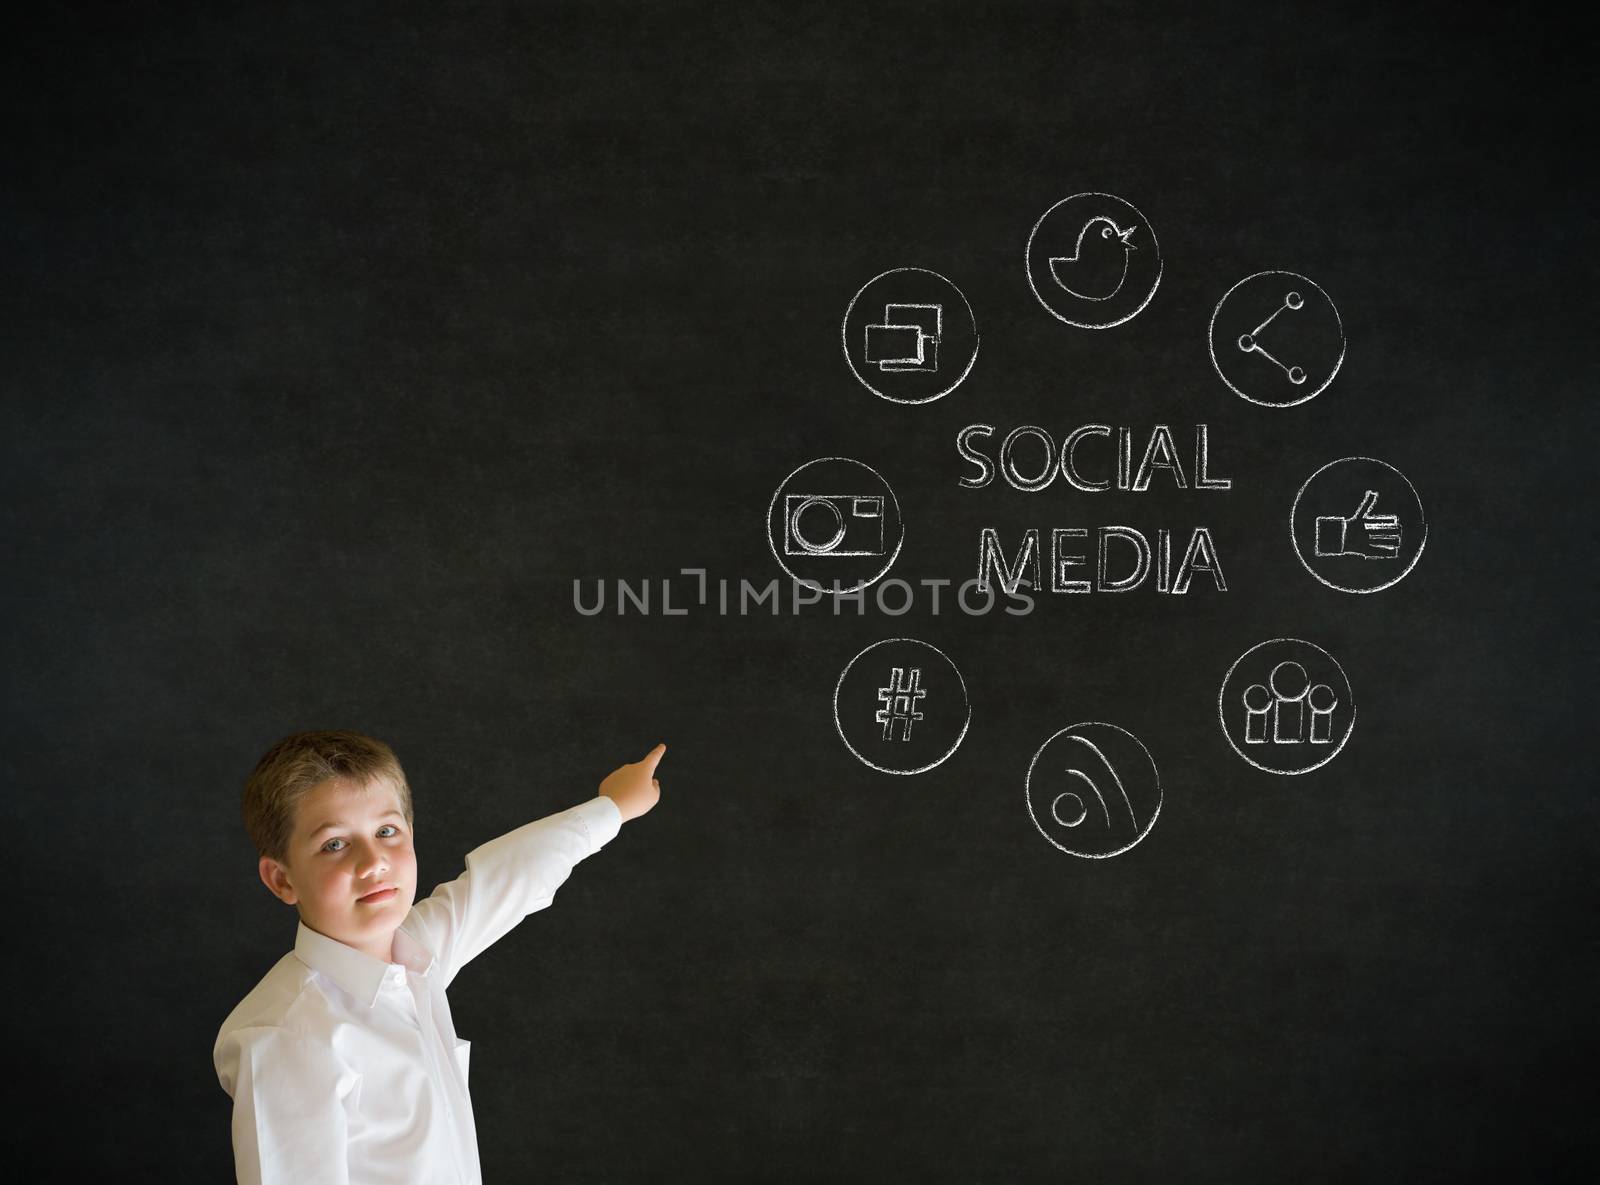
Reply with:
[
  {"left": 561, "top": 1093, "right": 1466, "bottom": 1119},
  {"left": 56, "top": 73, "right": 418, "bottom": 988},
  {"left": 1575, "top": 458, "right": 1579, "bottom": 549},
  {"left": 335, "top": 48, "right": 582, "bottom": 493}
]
[
  {"left": 214, "top": 1024, "right": 358, "bottom": 1185},
  {"left": 402, "top": 794, "right": 623, "bottom": 986}
]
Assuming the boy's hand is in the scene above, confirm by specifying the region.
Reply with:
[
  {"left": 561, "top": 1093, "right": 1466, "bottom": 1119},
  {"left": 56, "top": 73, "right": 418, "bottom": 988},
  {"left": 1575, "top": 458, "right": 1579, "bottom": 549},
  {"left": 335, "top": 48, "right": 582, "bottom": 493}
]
[{"left": 600, "top": 742, "right": 665, "bottom": 824}]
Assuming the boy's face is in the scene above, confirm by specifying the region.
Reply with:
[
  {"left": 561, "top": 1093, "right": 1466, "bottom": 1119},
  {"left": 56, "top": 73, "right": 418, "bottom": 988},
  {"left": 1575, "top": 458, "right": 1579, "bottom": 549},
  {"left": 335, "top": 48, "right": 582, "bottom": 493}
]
[{"left": 259, "top": 774, "right": 418, "bottom": 964}]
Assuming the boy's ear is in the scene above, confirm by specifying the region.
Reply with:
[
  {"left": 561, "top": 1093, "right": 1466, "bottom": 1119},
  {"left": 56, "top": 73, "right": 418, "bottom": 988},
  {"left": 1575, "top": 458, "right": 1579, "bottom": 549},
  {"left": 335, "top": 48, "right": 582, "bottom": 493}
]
[{"left": 259, "top": 856, "right": 298, "bottom": 905}]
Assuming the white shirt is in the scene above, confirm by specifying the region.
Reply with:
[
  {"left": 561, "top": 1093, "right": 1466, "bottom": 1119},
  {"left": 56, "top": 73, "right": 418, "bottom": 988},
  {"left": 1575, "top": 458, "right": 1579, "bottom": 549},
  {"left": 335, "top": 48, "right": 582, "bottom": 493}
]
[{"left": 214, "top": 795, "right": 623, "bottom": 1185}]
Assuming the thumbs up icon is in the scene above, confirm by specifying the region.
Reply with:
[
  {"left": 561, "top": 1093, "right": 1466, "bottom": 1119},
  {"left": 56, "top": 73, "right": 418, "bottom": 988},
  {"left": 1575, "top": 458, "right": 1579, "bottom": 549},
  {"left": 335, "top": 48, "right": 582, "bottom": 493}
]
[
  {"left": 1313, "top": 490, "right": 1402, "bottom": 559},
  {"left": 1292, "top": 457, "right": 1427, "bottom": 595}
]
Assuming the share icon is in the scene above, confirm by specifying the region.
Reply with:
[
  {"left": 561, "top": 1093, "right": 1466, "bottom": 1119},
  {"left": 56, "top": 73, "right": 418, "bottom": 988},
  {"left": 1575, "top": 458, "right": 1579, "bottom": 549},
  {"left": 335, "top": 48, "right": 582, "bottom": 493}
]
[
  {"left": 1237, "top": 290, "right": 1307, "bottom": 385},
  {"left": 1208, "top": 270, "right": 1345, "bottom": 408}
]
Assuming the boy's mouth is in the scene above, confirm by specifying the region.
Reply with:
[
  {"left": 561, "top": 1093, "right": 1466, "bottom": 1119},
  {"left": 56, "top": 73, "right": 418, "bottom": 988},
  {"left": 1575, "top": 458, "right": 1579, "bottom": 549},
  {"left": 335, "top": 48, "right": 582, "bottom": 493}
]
[{"left": 357, "top": 886, "right": 398, "bottom": 904}]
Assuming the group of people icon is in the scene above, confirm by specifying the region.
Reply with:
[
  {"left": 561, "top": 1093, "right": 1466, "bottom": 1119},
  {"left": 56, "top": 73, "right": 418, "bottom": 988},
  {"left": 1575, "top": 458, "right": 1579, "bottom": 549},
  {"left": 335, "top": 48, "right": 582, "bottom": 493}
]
[{"left": 1241, "top": 660, "right": 1339, "bottom": 745}]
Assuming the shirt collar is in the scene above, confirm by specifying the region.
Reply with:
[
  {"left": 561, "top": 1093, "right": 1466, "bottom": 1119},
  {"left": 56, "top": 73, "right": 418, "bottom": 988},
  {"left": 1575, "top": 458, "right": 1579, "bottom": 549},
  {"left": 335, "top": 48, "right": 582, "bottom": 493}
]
[{"left": 293, "top": 920, "right": 438, "bottom": 1008}]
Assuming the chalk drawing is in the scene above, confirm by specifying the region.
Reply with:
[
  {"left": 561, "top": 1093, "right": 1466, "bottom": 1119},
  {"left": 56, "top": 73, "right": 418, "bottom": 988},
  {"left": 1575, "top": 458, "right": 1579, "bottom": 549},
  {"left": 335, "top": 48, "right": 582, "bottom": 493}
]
[
  {"left": 1237, "top": 290, "right": 1308, "bottom": 384},
  {"left": 1291, "top": 456, "right": 1427, "bottom": 593},
  {"left": 1314, "top": 491, "right": 1401, "bottom": 558},
  {"left": 955, "top": 423, "right": 1230, "bottom": 494},
  {"left": 783, "top": 496, "right": 885, "bottom": 558},
  {"left": 835, "top": 638, "right": 970, "bottom": 774},
  {"left": 1025, "top": 722, "right": 1162, "bottom": 859},
  {"left": 843, "top": 269, "right": 978, "bottom": 404},
  {"left": 1025, "top": 193, "right": 1162, "bottom": 329},
  {"left": 1050, "top": 217, "right": 1139, "bottom": 301},
  {"left": 1219, "top": 638, "right": 1355, "bottom": 774},
  {"left": 875, "top": 666, "right": 927, "bottom": 740},
  {"left": 1208, "top": 271, "right": 1344, "bottom": 407},
  {"left": 865, "top": 303, "right": 942, "bottom": 372},
  {"left": 767, "top": 457, "right": 904, "bottom": 594}
]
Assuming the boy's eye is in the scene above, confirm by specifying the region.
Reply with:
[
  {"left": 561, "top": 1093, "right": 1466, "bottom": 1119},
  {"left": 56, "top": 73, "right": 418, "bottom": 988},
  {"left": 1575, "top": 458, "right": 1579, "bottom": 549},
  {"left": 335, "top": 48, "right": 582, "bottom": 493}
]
[
  {"left": 322, "top": 838, "right": 346, "bottom": 853},
  {"left": 378, "top": 824, "right": 398, "bottom": 838}
]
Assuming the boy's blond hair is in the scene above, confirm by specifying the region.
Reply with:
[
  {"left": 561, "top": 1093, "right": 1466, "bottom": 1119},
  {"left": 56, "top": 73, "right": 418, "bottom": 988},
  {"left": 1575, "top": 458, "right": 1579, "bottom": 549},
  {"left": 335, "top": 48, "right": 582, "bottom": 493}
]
[{"left": 243, "top": 730, "right": 413, "bottom": 863}]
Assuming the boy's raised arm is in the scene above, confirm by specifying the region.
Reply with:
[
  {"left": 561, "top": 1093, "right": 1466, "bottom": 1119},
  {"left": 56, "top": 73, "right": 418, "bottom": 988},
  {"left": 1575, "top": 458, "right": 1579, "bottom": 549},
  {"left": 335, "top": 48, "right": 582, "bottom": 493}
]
[{"left": 404, "top": 743, "right": 665, "bottom": 984}]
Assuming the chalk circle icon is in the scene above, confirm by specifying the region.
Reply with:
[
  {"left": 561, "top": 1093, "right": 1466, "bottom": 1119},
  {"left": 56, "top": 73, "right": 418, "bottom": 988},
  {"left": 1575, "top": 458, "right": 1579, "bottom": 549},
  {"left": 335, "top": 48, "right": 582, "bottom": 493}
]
[
  {"left": 842, "top": 267, "right": 979, "bottom": 405},
  {"left": 766, "top": 456, "right": 904, "bottom": 595},
  {"left": 834, "top": 637, "right": 970, "bottom": 775},
  {"left": 1218, "top": 637, "right": 1356, "bottom": 775},
  {"left": 1025, "top": 722, "right": 1162, "bottom": 859},
  {"left": 1209, "top": 270, "right": 1344, "bottom": 408},
  {"left": 1025, "top": 192, "right": 1163, "bottom": 329},
  {"left": 1290, "top": 456, "right": 1427, "bottom": 594}
]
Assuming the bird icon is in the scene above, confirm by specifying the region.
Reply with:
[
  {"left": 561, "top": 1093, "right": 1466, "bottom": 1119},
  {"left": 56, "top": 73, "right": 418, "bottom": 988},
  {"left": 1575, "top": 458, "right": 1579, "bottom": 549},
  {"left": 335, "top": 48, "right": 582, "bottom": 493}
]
[{"left": 1049, "top": 217, "right": 1139, "bottom": 301}]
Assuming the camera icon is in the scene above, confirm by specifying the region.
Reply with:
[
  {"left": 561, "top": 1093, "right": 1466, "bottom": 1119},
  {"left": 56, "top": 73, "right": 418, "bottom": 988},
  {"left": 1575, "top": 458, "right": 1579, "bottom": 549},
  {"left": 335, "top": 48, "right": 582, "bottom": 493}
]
[{"left": 784, "top": 494, "right": 885, "bottom": 557}]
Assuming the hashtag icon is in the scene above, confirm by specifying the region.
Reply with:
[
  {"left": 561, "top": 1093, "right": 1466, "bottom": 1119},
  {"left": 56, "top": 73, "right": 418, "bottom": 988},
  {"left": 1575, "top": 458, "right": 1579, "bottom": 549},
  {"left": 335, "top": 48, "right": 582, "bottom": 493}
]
[{"left": 875, "top": 666, "right": 927, "bottom": 742}]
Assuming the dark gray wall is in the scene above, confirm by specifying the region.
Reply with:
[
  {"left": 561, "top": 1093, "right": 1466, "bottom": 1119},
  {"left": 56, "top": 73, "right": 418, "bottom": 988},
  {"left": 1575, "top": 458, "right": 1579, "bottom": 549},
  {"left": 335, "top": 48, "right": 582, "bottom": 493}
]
[{"left": 6, "top": 3, "right": 1594, "bottom": 1180}]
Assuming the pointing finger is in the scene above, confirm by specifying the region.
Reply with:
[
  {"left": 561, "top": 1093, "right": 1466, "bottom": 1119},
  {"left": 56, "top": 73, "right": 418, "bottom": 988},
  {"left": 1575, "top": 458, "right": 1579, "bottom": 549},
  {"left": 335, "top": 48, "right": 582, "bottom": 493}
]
[{"left": 642, "top": 742, "right": 667, "bottom": 772}]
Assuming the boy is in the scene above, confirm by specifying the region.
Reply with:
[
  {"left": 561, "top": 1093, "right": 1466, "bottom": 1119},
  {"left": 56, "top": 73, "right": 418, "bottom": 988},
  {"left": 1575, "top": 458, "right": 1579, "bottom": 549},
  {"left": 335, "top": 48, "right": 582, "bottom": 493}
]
[{"left": 213, "top": 730, "right": 664, "bottom": 1185}]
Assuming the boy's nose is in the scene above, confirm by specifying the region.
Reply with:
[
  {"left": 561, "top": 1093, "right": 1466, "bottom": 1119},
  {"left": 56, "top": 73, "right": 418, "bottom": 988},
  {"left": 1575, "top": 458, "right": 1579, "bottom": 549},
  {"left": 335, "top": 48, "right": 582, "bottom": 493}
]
[{"left": 354, "top": 842, "right": 388, "bottom": 876}]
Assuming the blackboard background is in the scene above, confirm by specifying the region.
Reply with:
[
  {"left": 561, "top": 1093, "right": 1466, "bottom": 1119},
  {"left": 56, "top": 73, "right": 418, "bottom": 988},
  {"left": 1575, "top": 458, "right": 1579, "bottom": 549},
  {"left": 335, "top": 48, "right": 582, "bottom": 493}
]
[{"left": 6, "top": 3, "right": 1595, "bottom": 1181}]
